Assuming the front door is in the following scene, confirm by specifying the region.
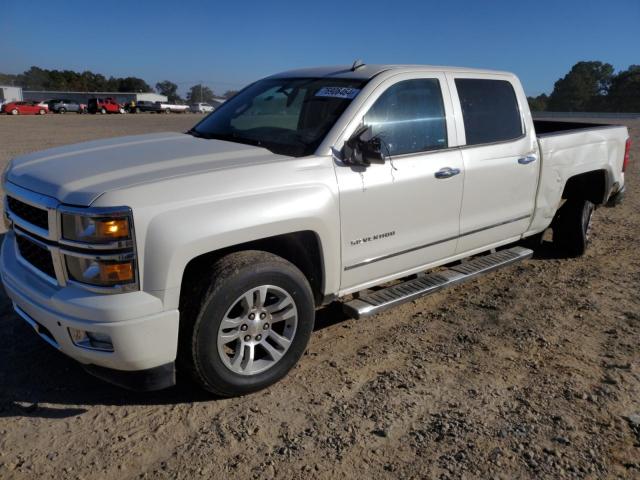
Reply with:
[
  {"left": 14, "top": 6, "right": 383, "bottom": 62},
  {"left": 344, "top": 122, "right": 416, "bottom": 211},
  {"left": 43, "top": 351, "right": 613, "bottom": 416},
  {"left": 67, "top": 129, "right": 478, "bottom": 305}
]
[{"left": 335, "top": 73, "right": 464, "bottom": 292}]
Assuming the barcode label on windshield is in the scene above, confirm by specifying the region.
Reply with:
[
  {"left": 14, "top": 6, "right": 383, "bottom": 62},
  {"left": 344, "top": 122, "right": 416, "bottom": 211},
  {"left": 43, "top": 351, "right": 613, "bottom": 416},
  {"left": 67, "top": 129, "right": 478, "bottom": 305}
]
[{"left": 315, "top": 87, "right": 360, "bottom": 99}]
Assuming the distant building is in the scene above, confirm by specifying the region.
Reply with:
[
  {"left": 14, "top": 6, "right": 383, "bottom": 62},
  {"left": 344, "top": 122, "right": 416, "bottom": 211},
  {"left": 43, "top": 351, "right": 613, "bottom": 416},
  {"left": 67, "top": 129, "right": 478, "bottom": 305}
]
[
  {"left": 22, "top": 90, "right": 168, "bottom": 104},
  {"left": 0, "top": 86, "right": 23, "bottom": 105}
]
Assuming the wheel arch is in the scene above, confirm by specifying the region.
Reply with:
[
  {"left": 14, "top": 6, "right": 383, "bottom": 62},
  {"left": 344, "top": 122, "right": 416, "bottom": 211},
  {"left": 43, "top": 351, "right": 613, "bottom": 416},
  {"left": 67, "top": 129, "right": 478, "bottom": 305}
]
[
  {"left": 179, "top": 231, "right": 327, "bottom": 310},
  {"left": 561, "top": 169, "right": 609, "bottom": 205}
]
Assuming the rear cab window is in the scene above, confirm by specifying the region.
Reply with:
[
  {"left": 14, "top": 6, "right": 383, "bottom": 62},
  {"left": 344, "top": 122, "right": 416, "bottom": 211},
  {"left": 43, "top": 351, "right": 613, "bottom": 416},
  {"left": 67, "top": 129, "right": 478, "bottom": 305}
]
[{"left": 454, "top": 78, "right": 523, "bottom": 145}]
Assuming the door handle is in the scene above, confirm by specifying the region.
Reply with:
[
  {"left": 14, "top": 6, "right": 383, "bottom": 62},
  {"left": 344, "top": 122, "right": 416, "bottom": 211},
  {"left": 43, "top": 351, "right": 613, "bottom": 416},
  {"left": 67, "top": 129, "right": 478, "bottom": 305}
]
[
  {"left": 434, "top": 167, "right": 461, "bottom": 179},
  {"left": 518, "top": 155, "right": 537, "bottom": 165}
]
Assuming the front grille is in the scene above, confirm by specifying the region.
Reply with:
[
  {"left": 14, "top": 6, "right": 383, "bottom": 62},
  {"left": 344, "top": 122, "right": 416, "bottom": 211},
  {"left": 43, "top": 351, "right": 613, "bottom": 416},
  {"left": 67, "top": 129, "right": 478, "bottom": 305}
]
[
  {"left": 16, "top": 235, "right": 56, "bottom": 278},
  {"left": 7, "top": 197, "right": 49, "bottom": 231}
]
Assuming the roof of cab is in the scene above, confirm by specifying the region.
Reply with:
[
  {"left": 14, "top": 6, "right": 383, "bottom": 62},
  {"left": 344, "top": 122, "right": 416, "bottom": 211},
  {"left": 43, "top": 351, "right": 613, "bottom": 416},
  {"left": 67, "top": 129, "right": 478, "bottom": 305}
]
[{"left": 269, "top": 64, "right": 512, "bottom": 80}]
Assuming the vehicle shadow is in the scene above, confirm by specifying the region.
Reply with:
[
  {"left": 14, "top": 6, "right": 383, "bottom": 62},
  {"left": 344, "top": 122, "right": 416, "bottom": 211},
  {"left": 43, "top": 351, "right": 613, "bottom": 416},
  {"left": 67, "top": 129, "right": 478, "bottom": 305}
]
[
  {"left": 526, "top": 238, "right": 576, "bottom": 260},
  {"left": 0, "top": 276, "right": 350, "bottom": 419}
]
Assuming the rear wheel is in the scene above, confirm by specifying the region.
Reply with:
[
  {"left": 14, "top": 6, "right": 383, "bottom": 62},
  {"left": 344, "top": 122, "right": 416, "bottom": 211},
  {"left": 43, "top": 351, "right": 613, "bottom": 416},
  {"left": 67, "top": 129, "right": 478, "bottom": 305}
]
[
  {"left": 100, "top": 107, "right": 106, "bottom": 114},
  {"left": 38, "top": 109, "right": 46, "bottom": 115},
  {"left": 179, "top": 251, "right": 315, "bottom": 397},
  {"left": 553, "top": 198, "right": 594, "bottom": 256},
  {"left": 165, "top": 108, "right": 171, "bottom": 114},
  {"left": 59, "top": 107, "right": 66, "bottom": 114}
]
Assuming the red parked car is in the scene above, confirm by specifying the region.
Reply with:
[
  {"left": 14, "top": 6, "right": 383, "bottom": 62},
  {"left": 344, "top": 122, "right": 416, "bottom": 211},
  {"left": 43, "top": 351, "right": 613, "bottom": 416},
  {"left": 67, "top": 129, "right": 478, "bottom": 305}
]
[
  {"left": 88, "top": 97, "right": 124, "bottom": 114},
  {"left": 2, "top": 101, "right": 48, "bottom": 115}
]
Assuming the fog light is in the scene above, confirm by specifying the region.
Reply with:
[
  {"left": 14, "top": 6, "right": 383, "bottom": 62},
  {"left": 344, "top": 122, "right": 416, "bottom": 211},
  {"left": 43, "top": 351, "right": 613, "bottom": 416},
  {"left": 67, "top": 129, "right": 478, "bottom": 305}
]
[{"left": 68, "top": 327, "right": 114, "bottom": 352}]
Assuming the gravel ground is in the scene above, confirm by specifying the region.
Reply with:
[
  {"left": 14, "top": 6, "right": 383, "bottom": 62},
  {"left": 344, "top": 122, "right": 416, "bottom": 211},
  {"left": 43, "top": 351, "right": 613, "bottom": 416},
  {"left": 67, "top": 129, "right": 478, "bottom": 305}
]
[{"left": 0, "top": 114, "right": 638, "bottom": 479}]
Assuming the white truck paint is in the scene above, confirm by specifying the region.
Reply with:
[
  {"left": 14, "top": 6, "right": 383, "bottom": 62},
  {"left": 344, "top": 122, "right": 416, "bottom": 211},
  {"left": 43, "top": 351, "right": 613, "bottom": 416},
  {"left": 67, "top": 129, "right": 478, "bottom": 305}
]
[
  {"left": 0, "top": 64, "right": 629, "bottom": 391},
  {"left": 157, "top": 102, "right": 190, "bottom": 113}
]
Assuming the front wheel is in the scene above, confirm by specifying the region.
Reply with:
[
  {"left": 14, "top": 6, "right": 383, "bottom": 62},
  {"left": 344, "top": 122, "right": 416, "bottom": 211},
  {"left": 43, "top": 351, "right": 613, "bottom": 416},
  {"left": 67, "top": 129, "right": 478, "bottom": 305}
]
[
  {"left": 179, "top": 251, "right": 315, "bottom": 397},
  {"left": 59, "top": 107, "right": 66, "bottom": 114},
  {"left": 10, "top": 108, "right": 18, "bottom": 115},
  {"left": 38, "top": 109, "right": 46, "bottom": 115},
  {"left": 553, "top": 198, "right": 594, "bottom": 257}
]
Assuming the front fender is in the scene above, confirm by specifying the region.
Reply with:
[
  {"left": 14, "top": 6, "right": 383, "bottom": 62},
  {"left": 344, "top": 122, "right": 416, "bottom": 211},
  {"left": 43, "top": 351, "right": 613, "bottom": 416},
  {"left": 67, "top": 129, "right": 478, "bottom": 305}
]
[{"left": 141, "top": 184, "right": 340, "bottom": 308}]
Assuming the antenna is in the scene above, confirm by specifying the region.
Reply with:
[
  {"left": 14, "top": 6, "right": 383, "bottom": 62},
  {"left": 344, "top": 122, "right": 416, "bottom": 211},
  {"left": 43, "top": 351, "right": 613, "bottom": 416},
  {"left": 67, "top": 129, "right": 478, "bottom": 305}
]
[{"left": 351, "top": 59, "right": 365, "bottom": 71}]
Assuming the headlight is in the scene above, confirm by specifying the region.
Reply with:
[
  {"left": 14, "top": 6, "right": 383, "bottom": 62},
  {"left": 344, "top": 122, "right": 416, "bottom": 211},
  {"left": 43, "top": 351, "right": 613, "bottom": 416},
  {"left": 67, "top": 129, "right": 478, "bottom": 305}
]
[
  {"left": 58, "top": 206, "right": 138, "bottom": 292},
  {"left": 61, "top": 211, "right": 132, "bottom": 244},
  {"left": 65, "top": 255, "right": 136, "bottom": 287}
]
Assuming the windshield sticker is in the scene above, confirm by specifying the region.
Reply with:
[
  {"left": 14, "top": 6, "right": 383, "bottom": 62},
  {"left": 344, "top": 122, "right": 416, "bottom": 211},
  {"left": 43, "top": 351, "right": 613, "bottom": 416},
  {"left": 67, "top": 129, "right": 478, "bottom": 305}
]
[{"left": 315, "top": 87, "right": 360, "bottom": 99}]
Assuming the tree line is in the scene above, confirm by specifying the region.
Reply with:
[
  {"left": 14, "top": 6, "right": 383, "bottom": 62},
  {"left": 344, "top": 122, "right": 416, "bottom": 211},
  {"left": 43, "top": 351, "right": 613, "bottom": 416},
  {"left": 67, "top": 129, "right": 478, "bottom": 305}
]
[
  {"left": 0, "top": 66, "right": 238, "bottom": 103},
  {"left": 528, "top": 61, "right": 640, "bottom": 112},
  {"left": 8, "top": 62, "right": 636, "bottom": 112},
  {"left": 155, "top": 81, "right": 238, "bottom": 104}
]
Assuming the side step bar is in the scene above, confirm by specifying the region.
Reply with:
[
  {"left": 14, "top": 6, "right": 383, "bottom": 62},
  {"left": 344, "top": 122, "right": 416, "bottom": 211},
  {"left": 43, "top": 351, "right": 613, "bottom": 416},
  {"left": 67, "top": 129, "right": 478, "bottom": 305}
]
[{"left": 342, "top": 246, "right": 533, "bottom": 319}]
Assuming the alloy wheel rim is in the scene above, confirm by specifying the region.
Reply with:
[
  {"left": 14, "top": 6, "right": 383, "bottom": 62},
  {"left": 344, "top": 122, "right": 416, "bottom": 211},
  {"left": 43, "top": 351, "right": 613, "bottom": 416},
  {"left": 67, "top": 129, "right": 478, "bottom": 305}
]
[{"left": 217, "top": 285, "right": 298, "bottom": 376}]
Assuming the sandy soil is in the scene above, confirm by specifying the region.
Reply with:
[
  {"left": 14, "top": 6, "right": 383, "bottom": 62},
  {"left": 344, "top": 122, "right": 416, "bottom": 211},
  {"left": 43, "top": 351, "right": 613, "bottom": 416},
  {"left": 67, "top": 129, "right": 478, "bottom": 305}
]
[{"left": 0, "top": 114, "right": 638, "bottom": 480}]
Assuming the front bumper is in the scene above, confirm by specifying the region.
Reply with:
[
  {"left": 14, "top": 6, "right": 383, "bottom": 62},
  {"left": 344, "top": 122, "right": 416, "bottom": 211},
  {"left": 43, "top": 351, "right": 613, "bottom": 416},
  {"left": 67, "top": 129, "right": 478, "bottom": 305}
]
[{"left": 1, "top": 230, "right": 179, "bottom": 390}]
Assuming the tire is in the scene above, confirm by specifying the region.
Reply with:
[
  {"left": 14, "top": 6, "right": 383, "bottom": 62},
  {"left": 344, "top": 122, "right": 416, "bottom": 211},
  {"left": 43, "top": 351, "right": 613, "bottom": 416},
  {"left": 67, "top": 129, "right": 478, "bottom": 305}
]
[
  {"left": 38, "top": 109, "right": 46, "bottom": 115},
  {"left": 59, "top": 107, "right": 66, "bottom": 114},
  {"left": 553, "top": 198, "right": 594, "bottom": 257},
  {"left": 119, "top": 107, "right": 125, "bottom": 114},
  {"left": 10, "top": 109, "right": 18, "bottom": 115},
  {"left": 165, "top": 108, "right": 171, "bottom": 114},
  {"left": 179, "top": 251, "right": 315, "bottom": 397},
  {"left": 100, "top": 108, "right": 106, "bottom": 114}
]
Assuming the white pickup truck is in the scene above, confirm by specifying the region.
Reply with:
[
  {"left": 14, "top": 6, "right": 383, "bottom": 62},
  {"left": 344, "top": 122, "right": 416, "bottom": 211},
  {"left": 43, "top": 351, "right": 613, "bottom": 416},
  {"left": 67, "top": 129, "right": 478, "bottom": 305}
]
[
  {"left": 1, "top": 64, "right": 630, "bottom": 395},
  {"left": 156, "top": 102, "right": 190, "bottom": 114}
]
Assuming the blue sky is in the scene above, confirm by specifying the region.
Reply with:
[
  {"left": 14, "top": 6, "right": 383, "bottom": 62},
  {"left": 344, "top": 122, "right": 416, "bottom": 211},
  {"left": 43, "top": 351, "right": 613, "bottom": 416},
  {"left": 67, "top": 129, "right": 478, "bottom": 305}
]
[{"left": 1, "top": 0, "right": 638, "bottom": 96}]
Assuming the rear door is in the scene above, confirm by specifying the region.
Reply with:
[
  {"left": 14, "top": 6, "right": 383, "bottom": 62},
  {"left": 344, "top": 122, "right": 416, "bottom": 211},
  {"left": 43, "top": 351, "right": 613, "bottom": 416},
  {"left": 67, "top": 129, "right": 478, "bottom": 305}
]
[
  {"left": 447, "top": 74, "right": 539, "bottom": 253},
  {"left": 335, "top": 72, "right": 464, "bottom": 292}
]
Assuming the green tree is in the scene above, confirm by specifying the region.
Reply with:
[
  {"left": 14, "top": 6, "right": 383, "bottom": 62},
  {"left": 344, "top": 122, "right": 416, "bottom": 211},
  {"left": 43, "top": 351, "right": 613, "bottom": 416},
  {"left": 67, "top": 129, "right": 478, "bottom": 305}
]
[
  {"left": 187, "top": 84, "right": 215, "bottom": 103},
  {"left": 117, "top": 77, "right": 152, "bottom": 92},
  {"left": 155, "top": 80, "right": 182, "bottom": 103},
  {"left": 0, "top": 72, "right": 18, "bottom": 85},
  {"left": 547, "top": 61, "right": 614, "bottom": 112},
  {"left": 1, "top": 66, "right": 154, "bottom": 93},
  {"left": 527, "top": 94, "right": 549, "bottom": 112},
  {"left": 607, "top": 65, "right": 640, "bottom": 113},
  {"left": 17, "top": 66, "right": 49, "bottom": 90}
]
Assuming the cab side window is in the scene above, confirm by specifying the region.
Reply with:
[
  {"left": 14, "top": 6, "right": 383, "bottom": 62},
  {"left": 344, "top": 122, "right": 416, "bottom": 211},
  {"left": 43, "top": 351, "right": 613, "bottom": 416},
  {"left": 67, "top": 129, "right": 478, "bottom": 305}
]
[
  {"left": 363, "top": 79, "right": 447, "bottom": 156},
  {"left": 455, "top": 78, "right": 523, "bottom": 145}
]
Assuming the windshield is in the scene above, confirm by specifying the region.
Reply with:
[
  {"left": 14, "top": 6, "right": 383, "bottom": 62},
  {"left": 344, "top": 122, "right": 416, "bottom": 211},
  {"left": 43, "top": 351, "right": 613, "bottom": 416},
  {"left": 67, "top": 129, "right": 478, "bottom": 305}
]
[{"left": 189, "top": 77, "right": 366, "bottom": 157}]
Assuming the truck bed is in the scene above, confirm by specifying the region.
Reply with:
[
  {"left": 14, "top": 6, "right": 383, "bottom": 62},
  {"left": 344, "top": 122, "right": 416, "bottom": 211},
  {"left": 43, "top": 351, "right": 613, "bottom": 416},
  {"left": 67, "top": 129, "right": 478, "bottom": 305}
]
[
  {"left": 534, "top": 119, "right": 615, "bottom": 136},
  {"left": 527, "top": 119, "right": 628, "bottom": 235}
]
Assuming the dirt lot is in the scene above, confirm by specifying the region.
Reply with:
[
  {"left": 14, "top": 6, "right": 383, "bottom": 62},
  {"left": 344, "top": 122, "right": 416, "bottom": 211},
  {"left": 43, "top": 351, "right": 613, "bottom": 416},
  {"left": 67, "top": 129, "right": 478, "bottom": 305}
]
[{"left": 0, "top": 114, "right": 638, "bottom": 479}]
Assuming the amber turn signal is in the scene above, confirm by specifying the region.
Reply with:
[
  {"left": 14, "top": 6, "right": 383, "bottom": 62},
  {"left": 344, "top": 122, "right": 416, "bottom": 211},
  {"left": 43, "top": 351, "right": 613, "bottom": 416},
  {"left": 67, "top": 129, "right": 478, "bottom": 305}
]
[
  {"left": 99, "top": 262, "right": 134, "bottom": 283},
  {"left": 96, "top": 218, "right": 130, "bottom": 239}
]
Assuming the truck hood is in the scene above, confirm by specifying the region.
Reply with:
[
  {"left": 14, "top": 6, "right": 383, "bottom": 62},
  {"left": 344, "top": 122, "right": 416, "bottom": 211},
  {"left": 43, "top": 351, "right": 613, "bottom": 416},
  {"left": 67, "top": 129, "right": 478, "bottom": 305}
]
[{"left": 8, "top": 132, "right": 286, "bottom": 206}]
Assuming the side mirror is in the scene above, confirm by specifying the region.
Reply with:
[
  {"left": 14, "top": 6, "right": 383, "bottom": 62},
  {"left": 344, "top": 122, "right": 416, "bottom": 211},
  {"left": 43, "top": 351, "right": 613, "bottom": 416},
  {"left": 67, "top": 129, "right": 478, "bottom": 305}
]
[{"left": 342, "top": 127, "right": 386, "bottom": 167}]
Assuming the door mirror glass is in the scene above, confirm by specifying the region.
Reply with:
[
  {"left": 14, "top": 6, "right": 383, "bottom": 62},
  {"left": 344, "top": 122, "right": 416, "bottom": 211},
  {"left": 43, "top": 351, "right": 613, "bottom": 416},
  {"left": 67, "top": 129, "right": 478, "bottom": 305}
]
[{"left": 342, "top": 126, "right": 385, "bottom": 167}]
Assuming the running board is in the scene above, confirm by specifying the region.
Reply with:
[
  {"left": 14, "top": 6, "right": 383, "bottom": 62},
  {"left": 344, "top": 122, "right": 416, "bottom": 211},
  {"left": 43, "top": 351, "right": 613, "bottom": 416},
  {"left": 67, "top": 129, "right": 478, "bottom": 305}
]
[{"left": 342, "top": 246, "right": 533, "bottom": 319}]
